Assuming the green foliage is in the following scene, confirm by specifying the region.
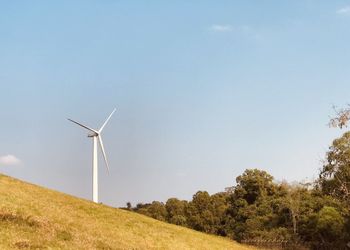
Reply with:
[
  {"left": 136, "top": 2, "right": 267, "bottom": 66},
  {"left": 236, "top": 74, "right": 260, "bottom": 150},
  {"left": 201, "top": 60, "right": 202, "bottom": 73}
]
[
  {"left": 317, "top": 206, "right": 344, "bottom": 240},
  {"left": 186, "top": 191, "right": 215, "bottom": 233},
  {"left": 165, "top": 198, "right": 187, "bottom": 226},
  {"left": 148, "top": 201, "right": 167, "bottom": 221},
  {"left": 132, "top": 166, "right": 349, "bottom": 249},
  {"left": 123, "top": 122, "right": 350, "bottom": 249},
  {"left": 186, "top": 191, "right": 230, "bottom": 235},
  {"left": 227, "top": 170, "right": 283, "bottom": 240},
  {"left": 133, "top": 201, "right": 167, "bottom": 221},
  {"left": 319, "top": 131, "right": 350, "bottom": 207},
  {"left": 235, "top": 169, "right": 276, "bottom": 204}
]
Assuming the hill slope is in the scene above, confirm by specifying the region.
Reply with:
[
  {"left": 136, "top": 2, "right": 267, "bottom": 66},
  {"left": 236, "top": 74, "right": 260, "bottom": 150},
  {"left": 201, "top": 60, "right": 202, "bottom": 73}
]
[{"left": 0, "top": 174, "right": 254, "bottom": 250}]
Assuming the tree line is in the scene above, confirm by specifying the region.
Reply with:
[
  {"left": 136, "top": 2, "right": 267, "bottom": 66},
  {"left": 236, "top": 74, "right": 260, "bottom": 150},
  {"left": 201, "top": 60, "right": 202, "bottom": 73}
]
[{"left": 123, "top": 110, "right": 350, "bottom": 249}]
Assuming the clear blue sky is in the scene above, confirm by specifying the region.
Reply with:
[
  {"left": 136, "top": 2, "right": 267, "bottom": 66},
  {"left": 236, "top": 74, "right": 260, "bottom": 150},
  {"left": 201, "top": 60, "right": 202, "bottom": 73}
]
[{"left": 0, "top": 1, "right": 349, "bottom": 207}]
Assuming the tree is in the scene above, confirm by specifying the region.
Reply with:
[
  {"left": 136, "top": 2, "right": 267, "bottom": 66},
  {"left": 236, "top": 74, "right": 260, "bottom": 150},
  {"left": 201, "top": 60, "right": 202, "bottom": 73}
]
[
  {"left": 316, "top": 206, "right": 345, "bottom": 244},
  {"left": 227, "top": 169, "right": 290, "bottom": 241},
  {"left": 186, "top": 191, "right": 215, "bottom": 233},
  {"left": 280, "top": 182, "right": 304, "bottom": 236},
  {"left": 185, "top": 191, "right": 230, "bottom": 235},
  {"left": 165, "top": 198, "right": 187, "bottom": 226},
  {"left": 319, "top": 131, "right": 350, "bottom": 207},
  {"left": 234, "top": 169, "right": 276, "bottom": 204},
  {"left": 147, "top": 201, "right": 167, "bottom": 221},
  {"left": 210, "top": 192, "right": 231, "bottom": 236},
  {"left": 133, "top": 202, "right": 167, "bottom": 221}
]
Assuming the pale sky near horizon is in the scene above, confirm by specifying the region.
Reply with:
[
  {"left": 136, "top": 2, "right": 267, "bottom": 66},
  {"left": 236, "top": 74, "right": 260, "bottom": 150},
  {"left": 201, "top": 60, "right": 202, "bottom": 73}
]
[{"left": 0, "top": 1, "right": 349, "bottom": 207}]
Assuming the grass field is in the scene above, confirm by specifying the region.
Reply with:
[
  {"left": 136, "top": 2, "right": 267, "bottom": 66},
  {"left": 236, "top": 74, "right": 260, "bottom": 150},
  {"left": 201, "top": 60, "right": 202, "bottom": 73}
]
[{"left": 0, "top": 174, "right": 256, "bottom": 249}]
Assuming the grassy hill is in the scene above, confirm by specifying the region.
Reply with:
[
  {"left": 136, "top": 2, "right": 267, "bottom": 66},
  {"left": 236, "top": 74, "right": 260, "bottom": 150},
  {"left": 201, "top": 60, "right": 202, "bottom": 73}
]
[{"left": 0, "top": 174, "right": 255, "bottom": 250}]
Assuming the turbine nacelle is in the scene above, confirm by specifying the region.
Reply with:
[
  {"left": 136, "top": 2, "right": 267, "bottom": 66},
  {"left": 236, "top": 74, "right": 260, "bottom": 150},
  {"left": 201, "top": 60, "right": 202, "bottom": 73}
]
[{"left": 88, "top": 133, "right": 98, "bottom": 137}]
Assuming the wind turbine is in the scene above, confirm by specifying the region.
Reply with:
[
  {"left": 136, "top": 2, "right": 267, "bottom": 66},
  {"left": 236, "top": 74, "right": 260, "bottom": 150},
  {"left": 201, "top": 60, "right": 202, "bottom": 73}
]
[{"left": 68, "top": 108, "right": 116, "bottom": 203}]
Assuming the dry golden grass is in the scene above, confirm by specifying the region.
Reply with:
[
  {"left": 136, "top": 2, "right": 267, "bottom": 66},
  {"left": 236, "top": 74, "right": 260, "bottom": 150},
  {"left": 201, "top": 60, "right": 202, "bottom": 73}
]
[{"left": 0, "top": 174, "right": 256, "bottom": 250}]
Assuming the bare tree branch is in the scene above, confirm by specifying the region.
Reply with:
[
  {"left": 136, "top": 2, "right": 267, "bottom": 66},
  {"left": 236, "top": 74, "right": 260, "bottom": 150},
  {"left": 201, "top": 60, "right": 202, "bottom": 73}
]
[{"left": 329, "top": 105, "right": 350, "bottom": 129}]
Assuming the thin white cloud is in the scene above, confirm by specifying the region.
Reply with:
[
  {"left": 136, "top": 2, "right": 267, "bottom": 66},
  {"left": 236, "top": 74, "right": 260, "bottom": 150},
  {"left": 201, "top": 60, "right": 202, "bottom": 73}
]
[
  {"left": 209, "top": 24, "right": 232, "bottom": 32},
  {"left": 208, "top": 24, "right": 262, "bottom": 40},
  {"left": 0, "top": 154, "right": 21, "bottom": 166},
  {"left": 337, "top": 6, "right": 350, "bottom": 14}
]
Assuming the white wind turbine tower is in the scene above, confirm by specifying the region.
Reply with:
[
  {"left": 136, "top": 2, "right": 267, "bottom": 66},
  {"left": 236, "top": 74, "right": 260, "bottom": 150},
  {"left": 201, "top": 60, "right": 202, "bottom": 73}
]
[{"left": 68, "top": 108, "right": 116, "bottom": 203}]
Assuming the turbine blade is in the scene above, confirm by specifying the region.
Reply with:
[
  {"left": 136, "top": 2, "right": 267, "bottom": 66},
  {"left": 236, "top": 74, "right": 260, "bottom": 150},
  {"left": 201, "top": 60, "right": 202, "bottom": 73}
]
[
  {"left": 98, "top": 136, "right": 110, "bottom": 174},
  {"left": 99, "top": 108, "right": 116, "bottom": 133},
  {"left": 67, "top": 118, "right": 98, "bottom": 134}
]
